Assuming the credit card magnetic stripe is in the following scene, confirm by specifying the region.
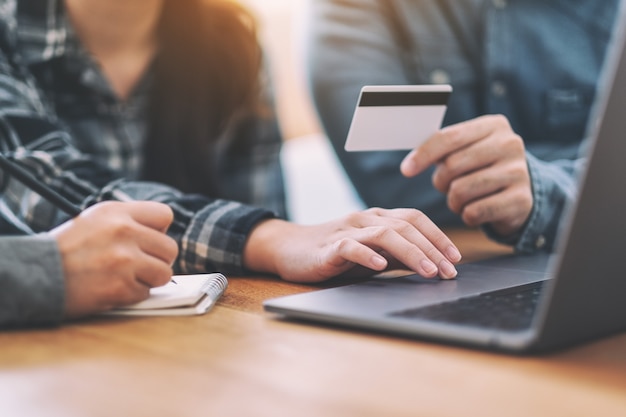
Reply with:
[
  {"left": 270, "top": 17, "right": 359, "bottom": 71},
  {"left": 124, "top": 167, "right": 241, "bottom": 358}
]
[{"left": 358, "top": 91, "right": 450, "bottom": 107}]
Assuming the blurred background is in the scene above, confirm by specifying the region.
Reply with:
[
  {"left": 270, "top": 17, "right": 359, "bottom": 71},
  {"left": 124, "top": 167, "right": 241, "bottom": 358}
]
[
  {"left": 241, "top": 0, "right": 365, "bottom": 224},
  {"left": 241, "top": 0, "right": 320, "bottom": 140}
]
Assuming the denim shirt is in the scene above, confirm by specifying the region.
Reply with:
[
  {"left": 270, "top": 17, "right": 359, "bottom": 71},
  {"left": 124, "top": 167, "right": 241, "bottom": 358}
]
[
  {"left": 307, "top": 0, "right": 619, "bottom": 252},
  {"left": 0, "top": 0, "right": 285, "bottom": 276}
]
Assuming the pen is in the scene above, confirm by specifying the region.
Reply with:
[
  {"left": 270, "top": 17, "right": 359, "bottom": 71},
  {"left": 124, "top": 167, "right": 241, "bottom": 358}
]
[
  {"left": 0, "top": 152, "right": 178, "bottom": 284},
  {"left": 0, "top": 152, "right": 82, "bottom": 217}
]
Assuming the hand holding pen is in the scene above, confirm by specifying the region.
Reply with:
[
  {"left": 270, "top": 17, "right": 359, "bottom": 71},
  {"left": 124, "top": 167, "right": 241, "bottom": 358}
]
[
  {"left": 50, "top": 200, "right": 179, "bottom": 317},
  {"left": 0, "top": 152, "right": 179, "bottom": 284}
]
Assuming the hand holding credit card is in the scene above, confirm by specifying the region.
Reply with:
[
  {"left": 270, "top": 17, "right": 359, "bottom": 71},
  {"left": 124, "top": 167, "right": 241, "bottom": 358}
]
[{"left": 344, "top": 85, "right": 452, "bottom": 151}]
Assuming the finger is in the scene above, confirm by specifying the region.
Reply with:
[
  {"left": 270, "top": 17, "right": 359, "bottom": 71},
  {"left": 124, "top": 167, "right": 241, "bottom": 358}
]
[
  {"left": 111, "top": 284, "right": 152, "bottom": 308},
  {"left": 367, "top": 208, "right": 462, "bottom": 264},
  {"left": 134, "top": 226, "right": 179, "bottom": 264},
  {"left": 461, "top": 187, "right": 533, "bottom": 233},
  {"left": 401, "top": 116, "right": 497, "bottom": 177},
  {"left": 446, "top": 171, "right": 507, "bottom": 215},
  {"left": 348, "top": 225, "right": 457, "bottom": 279},
  {"left": 445, "top": 160, "right": 529, "bottom": 214},
  {"left": 134, "top": 252, "right": 175, "bottom": 288},
  {"left": 125, "top": 201, "right": 174, "bottom": 232},
  {"left": 323, "top": 237, "right": 388, "bottom": 272},
  {"left": 432, "top": 134, "right": 506, "bottom": 193},
  {"left": 104, "top": 275, "right": 153, "bottom": 309},
  {"left": 372, "top": 227, "right": 457, "bottom": 279}
]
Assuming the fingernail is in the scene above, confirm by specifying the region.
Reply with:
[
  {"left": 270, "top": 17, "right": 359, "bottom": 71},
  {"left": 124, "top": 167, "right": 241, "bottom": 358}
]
[
  {"left": 446, "top": 245, "right": 462, "bottom": 262},
  {"left": 400, "top": 151, "right": 418, "bottom": 176},
  {"left": 439, "top": 260, "right": 458, "bottom": 279},
  {"left": 420, "top": 259, "right": 438, "bottom": 276},
  {"left": 371, "top": 255, "right": 387, "bottom": 269}
]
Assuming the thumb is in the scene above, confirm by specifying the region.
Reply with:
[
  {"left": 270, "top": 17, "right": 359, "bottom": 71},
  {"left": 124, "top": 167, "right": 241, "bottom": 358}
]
[{"left": 125, "top": 201, "right": 174, "bottom": 233}]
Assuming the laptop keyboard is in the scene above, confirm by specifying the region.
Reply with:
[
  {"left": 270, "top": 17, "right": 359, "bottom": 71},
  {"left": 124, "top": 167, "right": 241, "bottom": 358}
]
[{"left": 389, "top": 281, "right": 546, "bottom": 331}]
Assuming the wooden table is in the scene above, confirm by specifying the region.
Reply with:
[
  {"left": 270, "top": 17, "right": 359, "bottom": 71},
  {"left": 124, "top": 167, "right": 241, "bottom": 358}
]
[{"left": 1, "top": 229, "right": 625, "bottom": 417}]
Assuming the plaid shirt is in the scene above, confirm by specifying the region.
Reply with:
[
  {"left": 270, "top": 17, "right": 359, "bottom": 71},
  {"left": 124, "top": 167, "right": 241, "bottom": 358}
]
[{"left": 0, "top": 0, "right": 285, "bottom": 275}]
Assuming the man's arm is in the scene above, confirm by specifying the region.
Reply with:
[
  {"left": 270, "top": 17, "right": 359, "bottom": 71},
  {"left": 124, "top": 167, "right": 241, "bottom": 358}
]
[
  {"left": 400, "top": 114, "right": 585, "bottom": 253},
  {"left": 307, "top": 0, "right": 589, "bottom": 252}
]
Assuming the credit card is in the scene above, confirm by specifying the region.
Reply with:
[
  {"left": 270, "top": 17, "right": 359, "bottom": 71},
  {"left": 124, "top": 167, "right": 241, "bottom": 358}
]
[{"left": 344, "top": 85, "right": 452, "bottom": 151}]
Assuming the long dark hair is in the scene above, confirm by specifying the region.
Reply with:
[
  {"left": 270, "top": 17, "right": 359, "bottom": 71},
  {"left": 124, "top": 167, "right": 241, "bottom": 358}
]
[{"left": 142, "top": 0, "right": 262, "bottom": 195}]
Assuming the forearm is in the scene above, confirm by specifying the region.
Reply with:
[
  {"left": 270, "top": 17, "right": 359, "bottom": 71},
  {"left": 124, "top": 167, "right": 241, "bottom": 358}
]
[
  {"left": 1, "top": 158, "right": 276, "bottom": 275},
  {"left": 242, "top": 218, "right": 295, "bottom": 274},
  {"left": 0, "top": 124, "right": 277, "bottom": 275}
]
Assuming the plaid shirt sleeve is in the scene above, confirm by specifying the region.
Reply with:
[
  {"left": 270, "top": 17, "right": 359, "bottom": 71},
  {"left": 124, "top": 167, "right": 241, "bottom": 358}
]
[{"left": 0, "top": 14, "right": 276, "bottom": 276}]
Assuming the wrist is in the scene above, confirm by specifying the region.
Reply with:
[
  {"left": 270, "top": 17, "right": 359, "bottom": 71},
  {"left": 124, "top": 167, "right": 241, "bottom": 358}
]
[{"left": 243, "top": 218, "right": 295, "bottom": 274}]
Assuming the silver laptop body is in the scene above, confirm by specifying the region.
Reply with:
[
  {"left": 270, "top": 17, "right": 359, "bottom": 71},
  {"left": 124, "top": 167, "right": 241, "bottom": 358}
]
[{"left": 264, "top": 5, "right": 626, "bottom": 353}]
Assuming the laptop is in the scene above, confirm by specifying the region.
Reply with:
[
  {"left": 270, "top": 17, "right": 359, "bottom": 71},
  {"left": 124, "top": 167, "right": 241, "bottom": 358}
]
[{"left": 264, "top": 6, "right": 626, "bottom": 354}]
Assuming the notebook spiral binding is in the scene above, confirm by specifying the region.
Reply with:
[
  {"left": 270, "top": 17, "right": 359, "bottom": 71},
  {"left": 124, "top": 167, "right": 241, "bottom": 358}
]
[{"left": 202, "top": 273, "right": 228, "bottom": 298}]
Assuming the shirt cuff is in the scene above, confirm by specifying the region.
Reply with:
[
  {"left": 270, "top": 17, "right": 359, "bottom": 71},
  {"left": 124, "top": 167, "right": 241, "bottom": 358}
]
[
  {"left": 483, "top": 154, "right": 564, "bottom": 253},
  {"left": 0, "top": 235, "right": 65, "bottom": 327}
]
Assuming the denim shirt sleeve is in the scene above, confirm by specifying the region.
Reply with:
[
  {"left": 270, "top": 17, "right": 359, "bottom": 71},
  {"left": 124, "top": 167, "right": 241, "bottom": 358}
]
[
  {"left": 483, "top": 152, "right": 584, "bottom": 253},
  {"left": 308, "top": 0, "right": 616, "bottom": 239},
  {"left": 0, "top": 235, "right": 65, "bottom": 327}
]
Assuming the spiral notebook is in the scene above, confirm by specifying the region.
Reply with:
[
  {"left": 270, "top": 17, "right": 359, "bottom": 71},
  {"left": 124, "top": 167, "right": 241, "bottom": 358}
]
[{"left": 106, "top": 273, "right": 228, "bottom": 316}]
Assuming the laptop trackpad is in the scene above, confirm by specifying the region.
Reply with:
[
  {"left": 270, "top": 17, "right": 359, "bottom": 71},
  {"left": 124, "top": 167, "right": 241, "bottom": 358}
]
[{"left": 265, "top": 253, "right": 552, "bottom": 318}]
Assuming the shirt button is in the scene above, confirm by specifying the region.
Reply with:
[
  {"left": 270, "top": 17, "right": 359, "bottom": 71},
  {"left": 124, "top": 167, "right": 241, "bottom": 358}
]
[
  {"left": 430, "top": 69, "right": 450, "bottom": 85},
  {"left": 535, "top": 235, "right": 546, "bottom": 249},
  {"left": 492, "top": 0, "right": 507, "bottom": 9},
  {"left": 491, "top": 81, "right": 507, "bottom": 97}
]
